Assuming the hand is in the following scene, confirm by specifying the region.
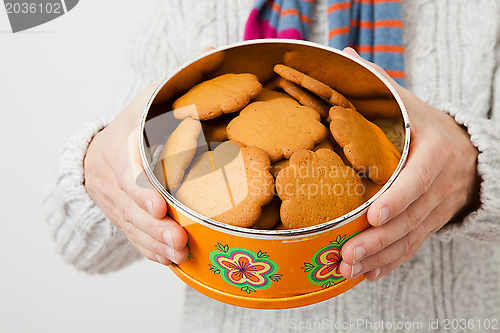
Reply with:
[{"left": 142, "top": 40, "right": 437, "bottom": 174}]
[
  {"left": 339, "top": 47, "right": 480, "bottom": 281},
  {"left": 84, "top": 84, "right": 189, "bottom": 266}
]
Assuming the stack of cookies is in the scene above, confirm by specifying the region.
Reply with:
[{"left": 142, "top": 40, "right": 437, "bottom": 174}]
[{"left": 154, "top": 64, "right": 402, "bottom": 230}]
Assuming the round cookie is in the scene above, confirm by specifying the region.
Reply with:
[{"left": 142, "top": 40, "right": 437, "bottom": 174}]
[
  {"left": 329, "top": 106, "right": 401, "bottom": 185},
  {"left": 173, "top": 73, "right": 262, "bottom": 120},
  {"left": 154, "top": 118, "right": 202, "bottom": 192},
  {"left": 226, "top": 99, "right": 328, "bottom": 163},
  {"left": 276, "top": 149, "right": 365, "bottom": 229},
  {"left": 175, "top": 141, "right": 274, "bottom": 228},
  {"left": 274, "top": 64, "right": 354, "bottom": 109}
]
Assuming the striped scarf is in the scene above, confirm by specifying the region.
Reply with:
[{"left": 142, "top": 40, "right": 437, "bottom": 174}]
[{"left": 244, "top": 0, "right": 406, "bottom": 86}]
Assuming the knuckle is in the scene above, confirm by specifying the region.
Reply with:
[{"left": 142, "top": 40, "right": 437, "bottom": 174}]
[
  {"left": 402, "top": 233, "right": 418, "bottom": 261},
  {"left": 121, "top": 197, "right": 134, "bottom": 223},
  {"left": 416, "top": 166, "right": 433, "bottom": 194},
  {"left": 123, "top": 221, "right": 137, "bottom": 240},
  {"left": 375, "top": 231, "right": 390, "bottom": 251},
  {"left": 404, "top": 208, "right": 422, "bottom": 232},
  {"left": 373, "top": 254, "right": 385, "bottom": 269}
]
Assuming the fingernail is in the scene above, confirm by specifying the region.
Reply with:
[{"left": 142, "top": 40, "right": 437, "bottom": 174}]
[
  {"left": 156, "top": 254, "right": 163, "bottom": 264},
  {"left": 374, "top": 267, "right": 381, "bottom": 279},
  {"left": 146, "top": 200, "right": 154, "bottom": 216},
  {"left": 163, "top": 230, "right": 174, "bottom": 248},
  {"left": 351, "top": 263, "right": 362, "bottom": 278},
  {"left": 352, "top": 246, "right": 365, "bottom": 264},
  {"left": 166, "top": 246, "right": 177, "bottom": 263},
  {"left": 379, "top": 207, "right": 389, "bottom": 225}
]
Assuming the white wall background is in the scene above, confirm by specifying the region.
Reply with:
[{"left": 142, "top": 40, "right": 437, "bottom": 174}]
[{"left": 0, "top": 2, "right": 188, "bottom": 332}]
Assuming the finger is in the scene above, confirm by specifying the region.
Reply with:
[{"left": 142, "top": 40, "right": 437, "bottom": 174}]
[
  {"left": 367, "top": 137, "right": 446, "bottom": 227},
  {"left": 342, "top": 173, "right": 450, "bottom": 265},
  {"left": 115, "top": 187, "right": 188, "bottom": 251},
  {"left": 107, "top": 127, "right": 168, "bottom": 220},
  {"left": 340, "top": 218, "right": 429, "bottom": 279},
  {"left": 130, "top": 240, "right": 173, "bottom": 266},
  {"left": 200, "top": 46, "right": 215, "bottom": 54},
  {"left": 122, "top": 214, "right": 189, "bottom": 264},
  {"left": 363, "top": 199, "right": 457, "bottom": 281}
]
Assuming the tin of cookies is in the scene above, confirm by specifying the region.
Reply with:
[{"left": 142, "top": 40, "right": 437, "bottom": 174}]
[
  {"left": 274, "top": 64, "right": 353, "bottom": 109},
  {"left": 173, "top": 73, "right": 262, "bottom": 120},
  {"left": 175, "top": 141, "right": 274, "bottom": 228},
  {"left": 226, "top": 99, "right": 328, "bottom": 163},
  {"left": 276, "top": 149, "right": 365, "bottom": 229},
  {"left": 278, "top": 78, "right": 331, "bottom": 120},
  {"left": 329, "top": 106, "right": 401, "bottom": 185},
  {"left": 153, "top": 118, "right": 202, "bottom": 192}
]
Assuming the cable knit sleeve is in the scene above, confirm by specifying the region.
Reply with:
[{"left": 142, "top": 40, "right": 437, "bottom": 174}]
[
  {"left": 41, "top": 4, "right": 178, "bottom": 274},
  {"left": 434, "top": 104, "right": 500, "bottom": 243},
  {"left": 41, "top": 118, "right": 143, "bottom": 273}
]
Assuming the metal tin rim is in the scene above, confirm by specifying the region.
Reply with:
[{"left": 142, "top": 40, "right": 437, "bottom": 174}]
[{"left": 139, "top": 39, "right": 411, "bottom": 239}]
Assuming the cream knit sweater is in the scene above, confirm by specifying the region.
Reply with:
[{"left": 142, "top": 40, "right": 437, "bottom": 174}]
[{"left": 43, "top": 0, "right": 500, "bottom": 332}]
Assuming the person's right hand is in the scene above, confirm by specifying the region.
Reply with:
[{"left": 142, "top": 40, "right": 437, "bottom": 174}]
[{"left": 84, "top": 84, "right": 189, "bottom": 266}]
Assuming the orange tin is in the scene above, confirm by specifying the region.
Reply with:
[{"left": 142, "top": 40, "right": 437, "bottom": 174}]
[{"left": 139, "top": 40, "right": 410, "bottom": 309}]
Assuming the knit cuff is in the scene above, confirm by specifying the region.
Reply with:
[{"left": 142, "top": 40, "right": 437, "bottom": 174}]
[
  {"left": 433, "top": 104, "right": 500, "bottom": 243},
  {"left": 42, "top": 117, "right": 143, "bottom": 274}
]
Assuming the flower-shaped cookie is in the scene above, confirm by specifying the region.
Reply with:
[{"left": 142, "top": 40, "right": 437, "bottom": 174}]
[
  {"left": 226, "top": 99, "right": 328, "bottom": 163},
  {"left": 173, "top": 73, "right": 262, "bottom": 120},
  {"left": 154, "top": 118, "right": 201, "bottom": 192},
  {"left": 175, "top": 141, "right": 274, "bottom": 227},
  {"left": 276, "top": 149, "right": 365, "bottom": 229},
  {"left": 329, "top": 106, "right": 401, "bottom": 185}
]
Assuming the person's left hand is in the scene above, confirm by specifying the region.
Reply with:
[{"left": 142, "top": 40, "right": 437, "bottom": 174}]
[{"left": 338, "top": 47, "right": 480, "bottom": 281}]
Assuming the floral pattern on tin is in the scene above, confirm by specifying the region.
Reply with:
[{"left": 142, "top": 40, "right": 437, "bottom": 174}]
[
  {"left": 209, "top": 243, "right": 282, "bottom": 294},
  {"left": 302, "top": 233, "right": 359, "bottom": 289}
]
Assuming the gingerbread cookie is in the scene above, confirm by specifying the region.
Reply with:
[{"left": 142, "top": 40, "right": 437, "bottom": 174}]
[
  {"left": 273, "top": 223, "right": 287, "bottom": 230},
  {"left": 274, "top": 64, "right": 353, "bottom": 109},
  {"left": 278, "top": 78, "right": 331, "bottom": 120},
  {"left": 253, "top": 196, "right": 281, "bottom": 230},
  {"left": 173, "top": 73, "right": 262, "bottom": 120},
  {"left": 269, "top": 139, "right": 334, "bottom": 178},
  {"left": 253, "top": 88, "right": 298, "bottom": 104},
  {"left": 226, "top": 99, "right": 328, "bottom": 163},
  {"left": 276, "top": 149, "right": 365, "bottom": 229},
  {"left": 361, "top": 176, "right": 383, "bottom": 201},
  {"left": 175, "top": 141, "right": 274, "bottom": 227},
  {"left": 201, "top": 113, "right": 237, "bottom": 144},
  {"left": 283, "top": 49, "right": 391, "bottom": 99},
  {"left": 154, "top": 118, "right": 201, "bottom": 192},
  {"left": 329, "top": 106, "right": 401, "bottom": 185}
]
